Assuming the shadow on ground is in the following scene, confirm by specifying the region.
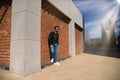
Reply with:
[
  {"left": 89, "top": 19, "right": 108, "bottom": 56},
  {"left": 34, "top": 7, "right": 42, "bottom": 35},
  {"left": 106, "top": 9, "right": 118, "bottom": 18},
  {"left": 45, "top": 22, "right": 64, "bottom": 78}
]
[{"left": 85, "top": 47, "right": 120, "bottom": 58}]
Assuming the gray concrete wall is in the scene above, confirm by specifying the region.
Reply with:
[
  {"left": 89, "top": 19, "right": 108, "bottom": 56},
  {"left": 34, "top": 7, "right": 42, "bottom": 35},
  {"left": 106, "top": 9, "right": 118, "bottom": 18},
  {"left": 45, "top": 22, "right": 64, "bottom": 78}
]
[
  {"left": 10, "top": 0, "right": 83, "bottom": 76},
  {"left": 69, "top": 20, "right": 76, "bottom": 56},
  {"left": 48, "top": 0, "right": 83, "bottom": 28},
  {"left": 10, "top": 0, "right": 41, "bottom": 76}
]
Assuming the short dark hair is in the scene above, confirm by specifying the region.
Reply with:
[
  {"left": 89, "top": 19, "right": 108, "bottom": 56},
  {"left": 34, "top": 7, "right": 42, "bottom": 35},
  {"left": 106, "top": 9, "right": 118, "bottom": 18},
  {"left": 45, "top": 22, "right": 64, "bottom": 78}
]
[{"left": 54, "top": 26, "right": 59, "bottom": 29}]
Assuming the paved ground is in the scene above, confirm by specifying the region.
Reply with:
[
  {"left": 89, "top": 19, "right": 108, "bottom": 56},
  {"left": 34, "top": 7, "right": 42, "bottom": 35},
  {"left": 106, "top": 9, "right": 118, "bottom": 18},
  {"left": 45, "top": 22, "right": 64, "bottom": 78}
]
[{"left": 0, "top": 53, "right": 120, "bottom": 80}]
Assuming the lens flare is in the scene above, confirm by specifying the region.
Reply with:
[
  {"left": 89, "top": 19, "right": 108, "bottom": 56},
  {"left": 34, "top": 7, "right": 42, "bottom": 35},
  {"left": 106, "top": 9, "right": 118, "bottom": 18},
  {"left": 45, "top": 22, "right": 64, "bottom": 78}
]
[
  {"left": 73, "top": 0, "right": 120, "bottom": 39},
  {"left": 117, "top": 0, "right": 120, "bottom": 4}
]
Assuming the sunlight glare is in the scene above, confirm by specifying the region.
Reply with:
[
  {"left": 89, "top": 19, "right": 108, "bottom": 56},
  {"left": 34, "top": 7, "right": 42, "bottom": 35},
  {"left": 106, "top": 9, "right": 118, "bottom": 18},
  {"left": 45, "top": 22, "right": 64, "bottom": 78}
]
[{"left": 117, "top": 0, "right": 120, "bottom": 4}]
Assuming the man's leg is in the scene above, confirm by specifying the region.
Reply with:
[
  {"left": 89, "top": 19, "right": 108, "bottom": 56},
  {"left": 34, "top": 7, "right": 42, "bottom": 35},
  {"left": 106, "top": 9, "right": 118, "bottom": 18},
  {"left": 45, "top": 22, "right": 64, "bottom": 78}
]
[
  {"left": 54, "top": 43, "right": 58, "bottom": 62},
  {"left": 50, "top": 46, "right": 54, "bottom": 62},
  {"left": 54, "top": 43, "right": 60, "bottom": 65}
]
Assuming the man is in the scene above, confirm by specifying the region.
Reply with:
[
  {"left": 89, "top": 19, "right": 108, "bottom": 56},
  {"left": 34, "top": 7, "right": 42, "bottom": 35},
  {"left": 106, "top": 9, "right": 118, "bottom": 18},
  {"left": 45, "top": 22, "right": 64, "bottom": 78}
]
[{"left": 48, "top": 26, "right": 60, "bottom": 65}]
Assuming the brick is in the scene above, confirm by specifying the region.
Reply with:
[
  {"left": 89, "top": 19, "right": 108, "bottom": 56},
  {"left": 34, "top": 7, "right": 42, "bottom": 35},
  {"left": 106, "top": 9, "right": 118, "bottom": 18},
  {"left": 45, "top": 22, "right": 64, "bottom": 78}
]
[
  {"left": 0, "top": 6, "right": 11, "bottom": 65},
  {"left": 75, "top": 27, "right": 83, "bottom": 54},
  {"left": 41, "top": 8, "right": 69, "bottom": 64}
]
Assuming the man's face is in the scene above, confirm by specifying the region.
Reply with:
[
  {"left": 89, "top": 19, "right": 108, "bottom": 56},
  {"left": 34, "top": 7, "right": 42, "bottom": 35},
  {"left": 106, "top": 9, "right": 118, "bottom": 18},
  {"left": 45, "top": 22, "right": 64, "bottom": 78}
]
[{"left": 55, "top": 27, "right": 59, "bottom": 32}]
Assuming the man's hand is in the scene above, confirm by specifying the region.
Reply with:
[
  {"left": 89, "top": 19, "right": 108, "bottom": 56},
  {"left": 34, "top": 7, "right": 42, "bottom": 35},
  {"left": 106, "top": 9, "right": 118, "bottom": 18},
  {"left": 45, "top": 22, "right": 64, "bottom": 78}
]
[{"left": 50, "top": 45, "right": 53, "bottom": 48}]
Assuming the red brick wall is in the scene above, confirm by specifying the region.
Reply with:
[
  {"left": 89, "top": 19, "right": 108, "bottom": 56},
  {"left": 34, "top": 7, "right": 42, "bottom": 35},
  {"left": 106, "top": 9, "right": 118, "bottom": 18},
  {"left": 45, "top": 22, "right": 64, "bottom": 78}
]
[
  {"left": 41, "top": 9, "right": 69, "bottom": 64},
  {"left": 0, "top": 6, "right": 11, "bottom": 65},
  {"left": 75, "top": 27, "right": 83, "bottom": 54}
]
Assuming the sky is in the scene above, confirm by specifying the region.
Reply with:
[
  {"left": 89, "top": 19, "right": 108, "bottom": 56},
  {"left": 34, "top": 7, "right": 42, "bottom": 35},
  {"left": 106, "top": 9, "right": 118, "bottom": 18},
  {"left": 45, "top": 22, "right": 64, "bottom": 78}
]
[{"left": 73, "top": 0, "right": 120, "bottom": 39}]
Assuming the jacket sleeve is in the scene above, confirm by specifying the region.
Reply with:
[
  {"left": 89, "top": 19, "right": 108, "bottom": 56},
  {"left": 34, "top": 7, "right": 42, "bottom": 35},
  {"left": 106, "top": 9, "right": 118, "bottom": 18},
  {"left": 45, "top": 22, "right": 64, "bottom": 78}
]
[{"left": 48, "top": 32, "right": 53, "bottom": 45}]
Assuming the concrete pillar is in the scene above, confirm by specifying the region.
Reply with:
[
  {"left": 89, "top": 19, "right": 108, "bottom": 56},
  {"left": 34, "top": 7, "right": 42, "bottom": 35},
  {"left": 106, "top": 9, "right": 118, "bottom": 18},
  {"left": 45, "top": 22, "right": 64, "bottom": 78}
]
[
  {"left": 69, "top": 20, "right": 76, "bottom": 57},
  {"left": 10, "top": 0, "right": 41, "bottom": 75}
]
